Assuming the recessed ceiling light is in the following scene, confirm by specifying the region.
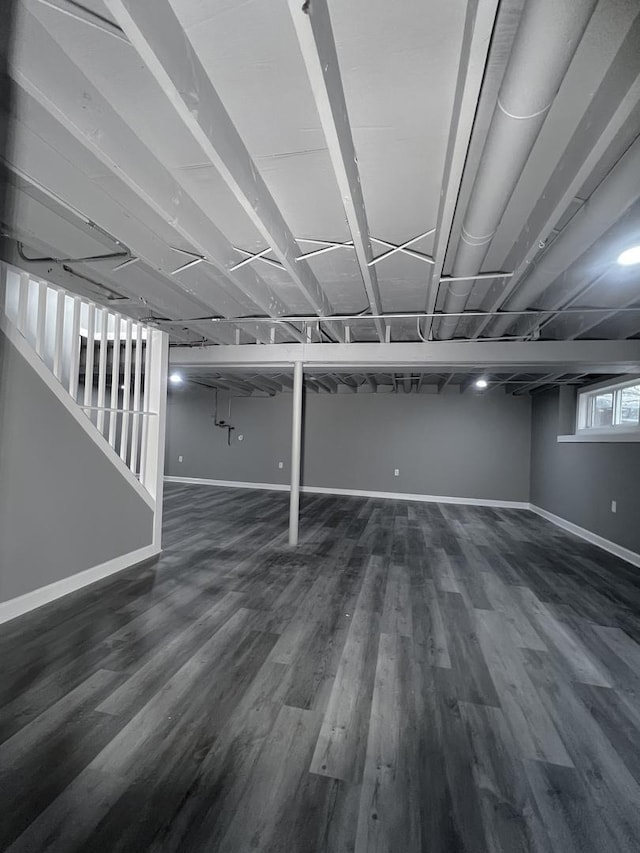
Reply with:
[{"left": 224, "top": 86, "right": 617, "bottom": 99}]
[
  {"left": 617, "top": 246, "right": 640, "bottom": 266},
  {"left": 475, "top": 378, "right": 488, "bottom": 389},
  {"left": 170, "top": 373, "right": 183, "bottom": 384}
]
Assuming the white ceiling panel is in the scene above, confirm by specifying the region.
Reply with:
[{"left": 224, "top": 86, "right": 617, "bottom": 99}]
[
  {"left": 329, "top": 0, "right": 466, "bottom": 243},
  {"left": 173, "top": 0, "right": 351, "bottom": 238}
]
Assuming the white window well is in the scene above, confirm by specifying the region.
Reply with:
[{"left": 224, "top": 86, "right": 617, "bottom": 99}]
[{"left": 569, "top": 377, "right": 640, "bottom": 441}]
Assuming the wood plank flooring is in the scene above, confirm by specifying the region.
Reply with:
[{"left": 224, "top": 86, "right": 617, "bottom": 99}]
[{"left": 2, "top": 484, "right": 640, "bottom": 851}]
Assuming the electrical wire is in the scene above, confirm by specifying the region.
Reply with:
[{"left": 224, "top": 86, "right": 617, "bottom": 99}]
[{"left": 17, "top": 241, "right": 128, "bottom": 265}]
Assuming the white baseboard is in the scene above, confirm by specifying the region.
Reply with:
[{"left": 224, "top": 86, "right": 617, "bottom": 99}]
[
  {"left": 164, "top": 476, "right": 529, "bottom": 509},
  {"left": 303, "top": 485, "right": 530, "bottom": 509},
  {"left": 164, "top": 475, "right": 290, "bottom": 492},
  {"left": 529, "top": 504, "right": 640, "bottom": 568},
  {"left": 0, "top": 544, "right": 160, "bottom": 626}
]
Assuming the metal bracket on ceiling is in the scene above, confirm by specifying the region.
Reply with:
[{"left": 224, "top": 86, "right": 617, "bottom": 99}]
[
  {"left": 230, "top": 247, "right": 284, "bottom": 271},
  {"left": 112, "top": 256, "right": 140, "bottom": 272},
  {"left": 368, "top": 230, "right": 436, "bottom": 267},
  {"left": 295, "top": 231, "right": 437, "bottom": 267},
  {"left": 169, "top": 246, "right": 207, "bottom": 275},
  {"left": 228, "top": 230, "right": 438, "bottom": 274},
  {"left": 295, "top": 238, "right": 354, "bottom": 261}
]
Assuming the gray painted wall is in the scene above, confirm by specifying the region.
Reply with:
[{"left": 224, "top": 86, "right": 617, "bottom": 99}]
[
  {"left": 0, "top": 329, "right": 154, "bottom": 602},
  {"left": 530, "top": 389, "right": 640, "bottom": 554},
  {"left": 165, "top": 384, "right": 531, "bottom": 502},
  {"left": 166, "top": 384, "right": 293, "bottom": 486}
]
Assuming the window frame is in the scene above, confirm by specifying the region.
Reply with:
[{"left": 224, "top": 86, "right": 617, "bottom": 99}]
[{"left": 576, "top": 376, "right": 640, "bottom": 436}]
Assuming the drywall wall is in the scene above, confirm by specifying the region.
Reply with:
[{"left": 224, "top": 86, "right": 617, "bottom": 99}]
[
  {"left": 530, "top": 389, "right": 640, "bottom": 553},
  {"left": 166, "top": 383, "right": 293, "bottom": 486},
  {"left": 0, "top": 329, "right": 154, "bottom": 602},
  {"left": 165, "top": 383, "right": 531, "bottom": 502}
]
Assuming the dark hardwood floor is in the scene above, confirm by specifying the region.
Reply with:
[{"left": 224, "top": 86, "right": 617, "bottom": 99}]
[{"left": 2, "top": 484, "right": 640, "bottom": 852}]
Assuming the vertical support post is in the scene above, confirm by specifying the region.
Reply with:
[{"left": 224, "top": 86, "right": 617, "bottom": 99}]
[
  {"left": 142, "top": 329, "right": 169, "bottom": 549},
  {"left": 288, "top": 360, "right": 303, "bottom": 547}
]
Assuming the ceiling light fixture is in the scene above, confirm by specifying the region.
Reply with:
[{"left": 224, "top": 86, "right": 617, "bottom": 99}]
[
  {"left": 170, "top": 373, "right": 183, "bottom": 385},
  {"left": 617, "top": 246, "right": 640, "bottom": 266},
  {"left": 475, "top": 378, "right": 488, "bottom": 389}
]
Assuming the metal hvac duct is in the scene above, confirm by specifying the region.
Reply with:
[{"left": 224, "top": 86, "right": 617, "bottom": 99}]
[
  {"left": 436, "top": 0, "right": 598, "bottom": 340},
  {"left": 487, "top": 133, "right": 640, "bottom": 339}
]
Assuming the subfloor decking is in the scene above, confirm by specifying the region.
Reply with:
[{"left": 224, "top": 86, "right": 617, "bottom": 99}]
[{"left": 2, "top": 484, "right": 640, "bottom": 851}]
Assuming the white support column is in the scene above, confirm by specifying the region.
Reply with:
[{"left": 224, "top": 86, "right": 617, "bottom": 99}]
[
  {"left": 288, "top": 360, "right": 303, "bottom": 547},
  {"left": 142, "top": 329, "right": 169, "bottom": 548}
]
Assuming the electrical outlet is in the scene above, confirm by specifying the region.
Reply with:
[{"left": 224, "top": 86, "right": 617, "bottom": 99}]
[
  {"left": 178, "top": 455, "right": 183, "bottom": 463},
  {"left": 278, "top": 461, "right": 284, "bottom": 469},
  {"left": 611, "top": 500, "right": 617, "bottom": 513},
  {"left": 394, "top": 468, "right": 400, "bottom": 477},
  {"left": 238, "top": 434, "right": 244, "bottom": 441}
]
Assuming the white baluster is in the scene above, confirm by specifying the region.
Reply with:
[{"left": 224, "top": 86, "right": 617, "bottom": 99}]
[
  {"left": 130, "top": 322, "right": 143, "bottom": 475},
  {"left": 108, "top": 313, "right": 122, "bottom": 449},
  {"left": 52, "top": 288, "right": 66, "bottom": 381},
  {"left": 119, "top": 318, "right": 133, "bottom": 462},
  {"left": 17, "top": 272, "right": 29, "bottom": 335},
  {"left": 140, "top": 325, "right": 153, "bottom": 485},
  {"left": 96, "top": 309, "right": 109, "bottom": 434},
  {"left": 83, "top": 303, "right": 96, "bottom": 410},
  {"left": 68, "top": 296, "right": 82, "bottom": 401},
  {"left": 35, "top": 281, "right": 47, "bottom": 358}
]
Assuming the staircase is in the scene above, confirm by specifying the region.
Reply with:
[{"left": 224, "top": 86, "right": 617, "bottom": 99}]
[{"left": 0, "top": 261, "right": 167, "bottom": 508}]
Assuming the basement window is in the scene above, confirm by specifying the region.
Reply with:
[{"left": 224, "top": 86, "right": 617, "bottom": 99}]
[{"left": 576, "top": 378, "right": 640, "bottom": 435}]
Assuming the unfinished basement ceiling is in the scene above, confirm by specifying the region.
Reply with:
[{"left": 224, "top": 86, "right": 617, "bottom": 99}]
[
  {"left": 174, "top": 367, "right": 608, "bottom": 398},
  {"left": 2, "top": 0, "right": 640, "bottom": 371}
]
